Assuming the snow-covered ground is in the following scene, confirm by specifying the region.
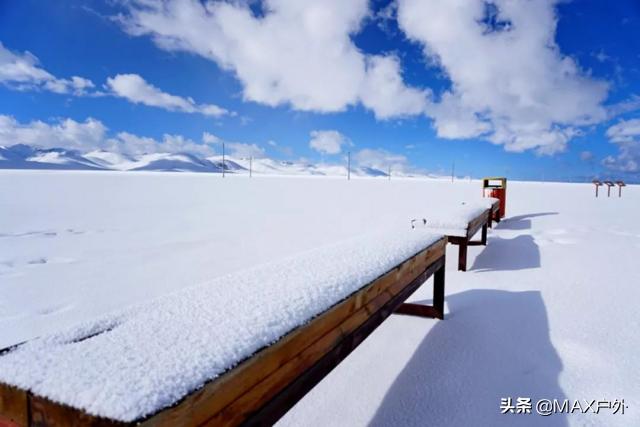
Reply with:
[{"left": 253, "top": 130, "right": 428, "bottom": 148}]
[{"left": 1, "top": 170, "right": 638, "bottom": 426}]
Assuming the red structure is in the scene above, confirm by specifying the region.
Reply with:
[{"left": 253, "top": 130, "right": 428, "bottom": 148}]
[{"left": 482, "top": 177, "right": 507, "bottom": 219}]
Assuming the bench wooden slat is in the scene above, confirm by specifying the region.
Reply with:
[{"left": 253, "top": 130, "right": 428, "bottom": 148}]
[{"left": 0, "top": 383, "right": 28, "bottom": 427}]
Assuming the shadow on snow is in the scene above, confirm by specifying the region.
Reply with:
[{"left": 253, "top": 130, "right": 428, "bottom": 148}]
[
  {"left": 370, "top": 289, "right": 567, "bottom": 427},
  {"left": 469, "top": 212, "right": 557, "bottom": 272},
  {"left": 472, "top": 235, "right": 541, "bottom": 272},
  {"left": 495, "top": 212, "right": 558, "bottom": 231}
]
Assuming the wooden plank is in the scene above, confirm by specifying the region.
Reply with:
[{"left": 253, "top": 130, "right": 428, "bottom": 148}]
[
  {"left": 466, "top": 210, "right": 489, "bottom": 239},
  {"left": 395, "top": 303, "right": 441, "bottom": 318},
  {"left": 228, "top": 256, "right": 446, "bottom": 426},
  {"left": 29, "top": 395, "right": 124, "bottom": 427},
  {"left": 0, "top": 384, "right": 28, "bottom": 427},
  {"left": 208, "top": 303, "right": 374, "bottom": 426},
  {"left": 138, "top": 237, "right": 446, "bottom": 426}
]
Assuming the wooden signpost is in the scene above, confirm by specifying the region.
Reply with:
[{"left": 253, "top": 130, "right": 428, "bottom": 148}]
[
  {"left": 616, "top": 180, "right": 626, "bottom": 197},
  {"left": 604, "top": 180, "right": 615, "bottom": 197},
  {"left": 593, "top": 180, "right": 602, "bottom": 197}
]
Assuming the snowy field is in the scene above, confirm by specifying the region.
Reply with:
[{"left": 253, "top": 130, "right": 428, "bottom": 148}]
[{"left": 1, "top": 170, "right": 639, "bottom": 426}]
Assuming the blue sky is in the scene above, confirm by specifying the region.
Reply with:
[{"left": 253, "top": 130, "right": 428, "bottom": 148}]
[{"left": 1, "top": 0, "right": 640, "bottom": 181}]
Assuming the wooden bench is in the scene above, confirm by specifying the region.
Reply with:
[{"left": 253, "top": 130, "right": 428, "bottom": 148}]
[
  {"left": 446, "top": 209, "right": 491, "bottom": 272},
  {"left": 0, "top": 238, "right": 447, "bottom": 427}
]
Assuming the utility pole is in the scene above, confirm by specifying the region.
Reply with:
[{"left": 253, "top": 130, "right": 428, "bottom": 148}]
[
  {"left": 347, "top": 151, "right": 351, "bottom": 181},
  {"left": 222, "top": 141, "right": 226, "bottom": 178},
  {"left": 249, "top": 156, "right": 252, "bottom": 178},
  {"left": 451, "top": 161, "right": 455, "bottom": 182}
]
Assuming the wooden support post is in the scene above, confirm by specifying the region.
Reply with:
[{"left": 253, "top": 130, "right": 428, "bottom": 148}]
[
  {"left": 458, "top": 240, "right": 468, "bottom": 272},
  {"left": 481, "top": 222, "right": 488, "bottom": 246},
  {"left": 433, "top": 261, "right": 445, "bottom": 317},
  {"left": 394, "top": 256, "right": 446, "bottom": 320}
]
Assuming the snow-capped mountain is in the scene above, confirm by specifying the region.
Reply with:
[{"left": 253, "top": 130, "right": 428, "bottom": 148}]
[
  {"left": 0, "top": 144, "right": 431, "bottom": 178},
  {"left": 0, "top": 144, "right": 106, "bottom": 170}
]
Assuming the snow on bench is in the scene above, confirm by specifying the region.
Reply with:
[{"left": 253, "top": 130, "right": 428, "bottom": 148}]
[
  {"left": 0, "top": 229, "right": 446, "bottom": 426},
  {"left": 411, "top": 200, "right": 496, "bottom": 271}
]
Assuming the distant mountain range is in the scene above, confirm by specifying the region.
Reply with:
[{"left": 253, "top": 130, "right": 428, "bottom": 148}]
[{"left": 0, "top": 144, "right": 434, "bottom": 178}]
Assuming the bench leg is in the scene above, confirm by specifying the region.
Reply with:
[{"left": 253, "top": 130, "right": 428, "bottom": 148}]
[
  {"left": 481, "top": 222, "right": 488, "bottom": 246},
  {"left": 395, "top": 255, "right": 446, "bottom": 319},
  {"left": 433, "top": 260, "right": 445, "bottom": 318},
  {"left": 458, "top": 240, "right": 468, "bottom": 271}
]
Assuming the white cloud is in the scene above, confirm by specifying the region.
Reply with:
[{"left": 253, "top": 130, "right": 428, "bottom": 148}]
[
  {"left": 607, "top": 95, "right": 640, "bottom": 119},
  {"left": 265, "top": 139, "right": 294, "bottom": 157},
  {"left": 160, "top": 134, "right": 216, "bottom": 156},
  {"left": 603, "top": 118, "right": 640, "bottom": 173},
  {"left": 105, "top": 132, "right": 219, "bottom": 157},
  {"left": 0, "top": 115, "right": 106, "bottom": 150},
  {"left": 354, "top": 148, "right": 409, "bottom": 171},
  {"left": 200, "top": 131, "right": 266, "bottom": 158},
  {"left": 602, "top": 148, "right": 639, "bottom": 173},
  {"left": 106, "top": 73, "right": 230, "bottom": 117},
  {"left": 606, "top": 118, "right": 640, "bottom": 143},
  {"left": 360, "top": 55, "right": 430, "bottom": 119},
  {"left": 397, "top": 0, "right": 609, "bottom": 154},
  {"left": 309, "top": 130, "right": 350, "bottom": 155},
  {"left": 118, "top": 0, "right": 427, "bottom": 119},
  {"left": 202, "top": 132, "right": 222, "bottom": 144},
  {"left": 225, "top": 142, "right": 266, "bottom": 158},
  {"left": 0, "top": 114, "right": 219, "bottom": 157},
  {"left": 579, "top": 151, "right": 594, "bottom": 162},
  {"left": 105, "top": 132, "right": 157, "bottom": 156},
  {"left": 0, "top": 42, "right": 95, "bottom": 95}
]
